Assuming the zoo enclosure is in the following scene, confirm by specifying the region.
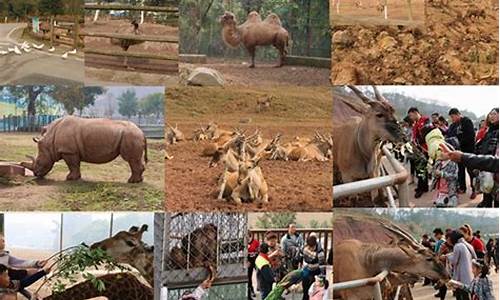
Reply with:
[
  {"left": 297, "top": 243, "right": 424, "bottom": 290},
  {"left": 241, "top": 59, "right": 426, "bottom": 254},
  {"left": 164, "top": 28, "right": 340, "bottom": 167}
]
[
  {"left": 155, "top": 213, "right": 247, "bottom": 300},
  {"left": 180, "top": 0, "right": 330, "bottom": 64},
  {"left": 0, "top": 114, "right": 60, "bottom": 132},
  {"left": 333, "top": 270, "right": 394, "bottom": 300},
  {"left": 82, "top": 2, "right": 179, "bottom": 74},
  {"left": 333, "top": 145, "right": 410, "bottom": 208},
  {"left": 26, "top": 15, "right": 83, "bottom": 48}
]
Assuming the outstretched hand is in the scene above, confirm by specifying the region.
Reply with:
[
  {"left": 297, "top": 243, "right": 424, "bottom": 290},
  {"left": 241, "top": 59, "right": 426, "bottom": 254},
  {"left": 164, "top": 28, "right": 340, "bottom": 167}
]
[{"left": 439, "top": 143, "right": 463, "bottom": 162}]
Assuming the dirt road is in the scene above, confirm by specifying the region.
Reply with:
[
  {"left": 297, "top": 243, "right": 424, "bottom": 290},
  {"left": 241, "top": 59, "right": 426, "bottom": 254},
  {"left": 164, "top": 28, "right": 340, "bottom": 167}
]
[{"left": 0, "top": 23, "right": 84, "bottom": 85}]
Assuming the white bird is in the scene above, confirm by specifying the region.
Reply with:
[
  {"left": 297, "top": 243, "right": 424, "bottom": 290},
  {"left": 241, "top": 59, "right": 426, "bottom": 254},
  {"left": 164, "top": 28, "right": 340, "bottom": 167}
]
[
  {"left": 23, "top": 48, "right": 31, "bottom": 53},
  {"left": 32, "top": 43, "right": 44, "bottom": 49},
  {"left": 13, "top": 46, "right": 21, "bottom": 55},
  {"left": 0, "top": 50, "right": 8, "bottom": 55},
  {"left": 61, "top": 52, "right": 68, "bottom": 59},
  {"left": 68, "top": 49, "right": 77, "bottom": 54},
  {"left": 48, "top": 47, "right": 55, "bottom": 52}
]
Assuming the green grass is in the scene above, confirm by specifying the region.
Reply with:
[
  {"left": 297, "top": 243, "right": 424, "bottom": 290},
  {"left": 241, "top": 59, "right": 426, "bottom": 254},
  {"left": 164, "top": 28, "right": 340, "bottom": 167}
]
[
  {"left": 166, "top": 86, "right": 332, "bottom": 123},
  {"left": 0, "top": 102, "right": 17, "bottom": 116},
  {"left": 0, "top": 133, "right": 164, "bottom": 211}
]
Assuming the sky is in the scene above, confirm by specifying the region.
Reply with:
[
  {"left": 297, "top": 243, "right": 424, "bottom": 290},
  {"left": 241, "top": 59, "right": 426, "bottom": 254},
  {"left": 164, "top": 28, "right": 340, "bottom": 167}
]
[
  {"left": 378, "top": 85, "right": 499, "bottom": 117},
  {"left": 4, "top": 212, "right": 154, "bottom": 250}
]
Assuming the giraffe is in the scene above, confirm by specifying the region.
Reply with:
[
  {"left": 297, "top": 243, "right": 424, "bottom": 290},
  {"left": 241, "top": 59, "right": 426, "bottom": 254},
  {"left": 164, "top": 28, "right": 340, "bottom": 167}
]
[
  {"left": 43, "top": 272, "right": 153, "bottom": 300},
  {"left": 90, "top": 224, "right": 154, "bottom": 286}
]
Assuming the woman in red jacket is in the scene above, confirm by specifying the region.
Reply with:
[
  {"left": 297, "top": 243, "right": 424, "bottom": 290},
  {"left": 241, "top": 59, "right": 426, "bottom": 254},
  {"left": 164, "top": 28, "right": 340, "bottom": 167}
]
[{"left": 247, "top": 231, "right": 260, "bottom": 298}]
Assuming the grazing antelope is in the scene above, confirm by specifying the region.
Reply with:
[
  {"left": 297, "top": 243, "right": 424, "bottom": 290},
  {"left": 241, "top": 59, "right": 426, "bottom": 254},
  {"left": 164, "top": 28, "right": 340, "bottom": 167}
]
[{"left": 256, "top": 96, "right": 272, "bottom": 112}]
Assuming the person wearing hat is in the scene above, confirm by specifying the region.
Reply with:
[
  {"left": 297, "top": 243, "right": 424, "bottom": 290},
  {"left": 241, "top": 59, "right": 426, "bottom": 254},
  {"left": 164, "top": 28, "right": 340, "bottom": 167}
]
[
  {"left": 256, "top": 243, "right": 274, "bottom": 299},
  {"left": 307, "top": 275, "right": 329, "bottom": 300},
  {"left": 450, "top": 259, "right": 495, "bottom": 300}
]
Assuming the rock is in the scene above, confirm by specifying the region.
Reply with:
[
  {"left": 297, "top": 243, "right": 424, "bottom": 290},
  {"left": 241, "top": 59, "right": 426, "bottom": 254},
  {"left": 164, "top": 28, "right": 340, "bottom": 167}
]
[
  {"left": 331, "top": 62, "right": 359, "bottom": 85},
  {"left": 0, "top": 163, "right": 32, "bottom": 177},
  {"left": 187, "top": 67, "right": 225, "bottom": 86},
  {"left": 332, "top": 30, "right": 354, "bottom": 48},
  {"left": 357, "top": 29, "right": 374, "bottom": 47},
  {"left": 377, "top": 36, "right": 398, "bottom": 51}
]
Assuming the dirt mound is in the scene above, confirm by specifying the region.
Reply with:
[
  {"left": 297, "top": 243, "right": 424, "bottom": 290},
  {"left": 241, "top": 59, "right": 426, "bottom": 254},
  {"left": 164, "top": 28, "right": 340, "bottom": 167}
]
[{"left": 331, "top": 0, "right": 499, "bottom": 85}]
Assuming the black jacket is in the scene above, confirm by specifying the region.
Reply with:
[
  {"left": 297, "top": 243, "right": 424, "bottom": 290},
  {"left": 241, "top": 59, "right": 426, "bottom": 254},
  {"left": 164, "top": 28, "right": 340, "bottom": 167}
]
[
  {"left": 455, "top": 116, "right": 476, "bottom": 152},
  {"left": 462, "top": 153, "right": 499, "bottom": 173},
  {"left": 476, "top": 123, "right": 499, "bottom": 155}
]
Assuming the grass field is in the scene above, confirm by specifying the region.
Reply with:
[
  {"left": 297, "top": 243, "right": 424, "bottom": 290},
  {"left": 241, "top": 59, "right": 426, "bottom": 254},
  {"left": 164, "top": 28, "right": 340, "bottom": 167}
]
[
  {"left": 0, "top": 102, "right": 17, "bottom": 115},
  {"left": 0, "top": 133, "right": 164, "bottom": 211}
]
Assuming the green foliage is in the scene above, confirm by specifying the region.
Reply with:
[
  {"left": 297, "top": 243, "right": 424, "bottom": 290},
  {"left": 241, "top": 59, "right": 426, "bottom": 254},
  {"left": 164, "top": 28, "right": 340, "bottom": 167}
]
[
  {"left": 139, "top": 92, "right": 164, "bottom": 118},
  {"left": 118, "top": 89, "right": 139, "bottom": 119},
  {"left": 52, "top": 86, "right": 105, "bottom": 115},
  {"left": 179, "top": 0, "right": 330, "bottom": 59},
  {"left": 50, "top": 246, "right": 128, "bottom": 294},
  {"left": 256, "top": 213, "right": 296, "bottom": 229},
  {"left": 38, "top": 0, "right": 64, "bottom": 15}
]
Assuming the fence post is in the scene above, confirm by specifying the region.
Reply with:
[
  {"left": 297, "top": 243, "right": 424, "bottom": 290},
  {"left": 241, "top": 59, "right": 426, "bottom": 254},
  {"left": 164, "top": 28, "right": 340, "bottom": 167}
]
[
  {"left": 406, "top": 0, "right": 414, "bottom": 21},
  {"left": 73, "top": 14, "right": 80, "bottom": 49},
  {"left": 49, "top": 15, "right": 54, "bottom": 47}
]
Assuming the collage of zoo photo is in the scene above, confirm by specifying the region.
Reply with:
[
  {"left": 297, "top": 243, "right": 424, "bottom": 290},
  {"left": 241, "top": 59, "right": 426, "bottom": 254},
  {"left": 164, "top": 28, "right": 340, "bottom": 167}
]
[{"left": 0, "top": 0, "right": 498, "bottom": 300}]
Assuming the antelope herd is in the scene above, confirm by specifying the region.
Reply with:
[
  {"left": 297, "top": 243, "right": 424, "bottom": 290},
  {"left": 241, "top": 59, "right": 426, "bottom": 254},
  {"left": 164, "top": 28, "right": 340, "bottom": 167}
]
[{"left": 166, "top": 122, "right": 332, "bottom": 204}]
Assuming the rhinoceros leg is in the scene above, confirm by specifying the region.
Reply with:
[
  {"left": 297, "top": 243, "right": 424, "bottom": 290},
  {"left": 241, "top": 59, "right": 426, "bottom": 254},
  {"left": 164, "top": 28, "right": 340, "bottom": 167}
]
[
  {"left": 62, "top": 154, "right": 81, "bottom": 181},
  {"left": 127, "top": 159, "right": 144, "bottom": 183}
]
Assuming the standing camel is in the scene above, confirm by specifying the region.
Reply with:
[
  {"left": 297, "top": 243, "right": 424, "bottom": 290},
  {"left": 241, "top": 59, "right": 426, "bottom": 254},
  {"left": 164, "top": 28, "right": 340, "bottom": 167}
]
[{"left": 219, "top": 11, "right": 289, "bottom": 68}]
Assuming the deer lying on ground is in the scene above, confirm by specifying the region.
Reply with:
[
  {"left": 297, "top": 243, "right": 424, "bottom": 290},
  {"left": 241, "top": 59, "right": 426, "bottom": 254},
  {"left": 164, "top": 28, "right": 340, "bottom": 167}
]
[{"left": 166, "top": 123, "right": 185, "bottom": 145}]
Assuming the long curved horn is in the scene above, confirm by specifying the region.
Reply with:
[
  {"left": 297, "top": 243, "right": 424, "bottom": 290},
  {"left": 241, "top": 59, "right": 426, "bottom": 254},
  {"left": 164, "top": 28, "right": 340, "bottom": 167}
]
[
  {"left": 372, "top": 85, "right": 388, "bottom": 103},
  {"left": 380, "top": 221, "right": 423, "bottom": 250},
  {"left": 347, "top": 85, "right": 374, "bottom": 104}
]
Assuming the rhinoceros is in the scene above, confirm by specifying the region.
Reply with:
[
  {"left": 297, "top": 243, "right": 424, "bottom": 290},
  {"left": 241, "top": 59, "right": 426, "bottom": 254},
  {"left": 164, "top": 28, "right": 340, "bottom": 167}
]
[{"left": 21, "top": 116, "right": 148, "bottom": 183}]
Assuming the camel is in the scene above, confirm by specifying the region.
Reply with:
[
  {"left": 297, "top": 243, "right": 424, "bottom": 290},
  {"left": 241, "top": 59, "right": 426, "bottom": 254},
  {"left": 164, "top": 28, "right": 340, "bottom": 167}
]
[{"left": 220, "top": 11, "right": 289, "bottom": 68}]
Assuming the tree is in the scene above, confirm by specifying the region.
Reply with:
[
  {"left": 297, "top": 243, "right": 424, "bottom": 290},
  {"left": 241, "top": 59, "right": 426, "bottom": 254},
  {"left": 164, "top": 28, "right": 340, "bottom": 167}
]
[
  {"left": 3, "top": 86, "right": 53, "bottom": 117},
  {"left": 118, "top": 89, "right": 139, "bottom": 119},
  {"left": 139, "top": 92, "right": 164, "bottom": 118},
  {"left": 256, "top": 213, "right": 296, "bottom": 229},
  {"left": 38, "top": 0, "right": 64, "bottom": 16},
  {"left": 52, "top": 86, "right": 105, "bottom": 115}
]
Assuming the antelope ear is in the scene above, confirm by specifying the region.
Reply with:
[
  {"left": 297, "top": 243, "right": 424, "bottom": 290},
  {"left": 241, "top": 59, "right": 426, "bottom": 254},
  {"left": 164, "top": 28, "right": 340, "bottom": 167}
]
[{"left": 129, "top": 226, "right": 139, "bottom": 232}]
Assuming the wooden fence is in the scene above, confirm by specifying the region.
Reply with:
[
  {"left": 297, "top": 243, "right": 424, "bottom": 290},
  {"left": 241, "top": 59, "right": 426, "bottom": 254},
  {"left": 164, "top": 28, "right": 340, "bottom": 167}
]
[
  {"left": 27, "top": 15, "right": 83, "bottom": 48},
  {"left": 83, "top": 3, "right": 179, "bottom": 73},
  {"left": 0, "top": 115, "right": 60, "bottom": 132}
]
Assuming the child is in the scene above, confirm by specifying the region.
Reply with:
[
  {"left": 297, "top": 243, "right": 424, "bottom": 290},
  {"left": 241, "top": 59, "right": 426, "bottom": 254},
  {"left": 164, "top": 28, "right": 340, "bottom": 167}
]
[
  {"left": 450, "top": 259, "right": 495, "bottom": 300},
  {"left": 426, "top": 129, "right": 459, "bottom": 207},
  {"left": 0, "top": 263, "right": 51, "bottom": 299},
  {"left": 308, "top": 275, "right": 329, "bottom": 300}
]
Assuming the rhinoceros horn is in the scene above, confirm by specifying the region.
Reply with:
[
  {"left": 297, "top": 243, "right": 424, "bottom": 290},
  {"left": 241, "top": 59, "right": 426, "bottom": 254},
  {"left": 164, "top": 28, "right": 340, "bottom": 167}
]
[{"left": 20, "top": 155, "right": 36, "bottom": 170}]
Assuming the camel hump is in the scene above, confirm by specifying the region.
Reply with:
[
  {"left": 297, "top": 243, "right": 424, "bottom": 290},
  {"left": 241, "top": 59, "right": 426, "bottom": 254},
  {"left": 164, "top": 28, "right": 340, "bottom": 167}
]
[
  {"left": 264, "top": 13, "right": 282, "bottom": 26},
  {"left": 246, "top": 11, "right": 262, "bottom": 23}
]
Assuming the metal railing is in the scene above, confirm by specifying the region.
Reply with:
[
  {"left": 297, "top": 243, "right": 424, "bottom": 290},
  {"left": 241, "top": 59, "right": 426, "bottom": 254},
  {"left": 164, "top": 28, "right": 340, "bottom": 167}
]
[
  {"left": 333, "top": 145, "right": 410, "bottom": 207},
  {"left": 332, "top": 269, "right": 389, "bottom": 300}
]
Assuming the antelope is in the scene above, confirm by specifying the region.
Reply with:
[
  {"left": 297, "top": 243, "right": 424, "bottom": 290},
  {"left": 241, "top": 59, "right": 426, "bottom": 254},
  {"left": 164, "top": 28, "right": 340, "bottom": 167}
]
[
  {"left": 256, "top": 96, "right": 272, "bottom": 112},
  {"left": 166, "top": 123, "right": 185, "bottom": 145},
  {"left": 334, "top": 221, "right": 449, "bottom": 300},
  {"left": 332, "top": 85, "right": 405, "bottom": 184}
]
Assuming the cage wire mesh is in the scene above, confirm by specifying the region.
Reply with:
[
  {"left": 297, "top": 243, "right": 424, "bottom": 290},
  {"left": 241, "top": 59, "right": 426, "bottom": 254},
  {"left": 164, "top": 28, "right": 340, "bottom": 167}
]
[
  {"left": 159, "top": 213, "right": 247, "bottom": 291},
  {"left": 167, "top": 283, "right": 248, "bottom": 300}
]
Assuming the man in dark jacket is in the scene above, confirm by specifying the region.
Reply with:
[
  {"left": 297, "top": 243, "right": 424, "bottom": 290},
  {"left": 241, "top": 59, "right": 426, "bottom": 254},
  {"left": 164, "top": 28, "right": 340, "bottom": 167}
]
[
  {"left": 448, "top": 108, "right": 476, "bottom": 198},
  {"left": 408, "top": 107, "right": 433, "bottom": 198},
  {"left": 256, "top": 243, "right": 274, "bottom": 299}
]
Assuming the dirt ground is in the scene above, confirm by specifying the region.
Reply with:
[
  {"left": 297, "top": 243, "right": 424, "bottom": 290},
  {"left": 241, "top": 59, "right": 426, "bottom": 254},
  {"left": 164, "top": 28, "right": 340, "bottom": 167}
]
[
  {"left": 331, "top": 0, "right": 425, "bottom": 22},
  {"left": 0, "top": 133, "right": 164, "bottom": 211},
  {"left": 165, "top": 86, "right": 332, "bottom": 212},
  {"left": 180, "top": 57, "right": 331, "bottom": 87},
  {"left": 83, "top": 18, "right": 178, "bottom": 85},
  {"left": 331, "top": 0, "right": 499, "bottom": 85}
]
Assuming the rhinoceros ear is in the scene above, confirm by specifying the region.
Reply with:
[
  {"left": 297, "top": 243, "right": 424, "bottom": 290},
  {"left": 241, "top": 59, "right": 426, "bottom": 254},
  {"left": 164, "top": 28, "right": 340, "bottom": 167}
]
[{"left": 32, "top": 137, "right": 40, "bottom": 143}]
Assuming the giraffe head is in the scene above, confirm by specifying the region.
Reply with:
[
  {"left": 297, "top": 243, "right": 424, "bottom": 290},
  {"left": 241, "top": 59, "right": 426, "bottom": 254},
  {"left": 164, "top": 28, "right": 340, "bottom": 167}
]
[{"left": 90, "top": 225, "right": 154, "bottom": 286}]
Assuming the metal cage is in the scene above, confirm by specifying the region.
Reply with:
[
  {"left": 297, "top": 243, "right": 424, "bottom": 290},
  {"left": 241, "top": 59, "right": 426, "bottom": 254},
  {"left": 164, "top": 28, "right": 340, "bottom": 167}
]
[{"left": 155, "top": 213, "right": 247, "bottom": 292}]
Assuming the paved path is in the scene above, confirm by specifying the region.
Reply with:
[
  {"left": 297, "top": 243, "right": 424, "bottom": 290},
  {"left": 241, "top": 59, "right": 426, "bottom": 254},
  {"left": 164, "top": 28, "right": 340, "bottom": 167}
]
[
  {"left": 0, "top": 23, "right": 84, "bottom": 85},
  {"left": 412, "top": 274, "right": 499, "bottom": 300}
]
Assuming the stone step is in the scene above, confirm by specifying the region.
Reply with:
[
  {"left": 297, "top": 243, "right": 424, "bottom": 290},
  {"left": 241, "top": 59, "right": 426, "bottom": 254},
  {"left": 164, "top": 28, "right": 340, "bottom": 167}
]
[{"left": 0, "top": 162, "right": 33, "bottom": 177}]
